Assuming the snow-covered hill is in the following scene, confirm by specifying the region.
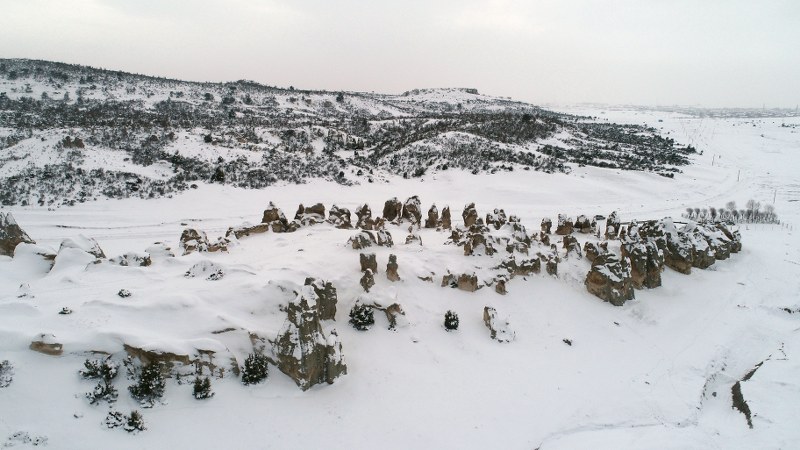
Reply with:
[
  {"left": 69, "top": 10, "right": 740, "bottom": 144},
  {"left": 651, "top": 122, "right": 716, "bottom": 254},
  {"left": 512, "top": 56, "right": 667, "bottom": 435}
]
[{"left": 0, "top": 59, "right": 695, "bottom": 207}]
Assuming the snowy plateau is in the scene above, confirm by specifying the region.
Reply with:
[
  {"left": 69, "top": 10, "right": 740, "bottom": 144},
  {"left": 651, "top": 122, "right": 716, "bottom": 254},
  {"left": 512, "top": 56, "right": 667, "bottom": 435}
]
[{"left": 1, "top": 59, "right": 799, "bottom": 449}]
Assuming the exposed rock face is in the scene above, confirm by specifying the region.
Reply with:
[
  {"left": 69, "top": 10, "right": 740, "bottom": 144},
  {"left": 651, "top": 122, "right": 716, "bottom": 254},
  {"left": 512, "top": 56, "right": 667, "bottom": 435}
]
[
  {"left": 483, "top": 307, "right": 515, "bottom": 343},
  {"left": 716, "top": 223, "right": 742, "bottom": 253},
  {"left": 383, "top": 197, "right": 403, "bottom": 223},
  {"left": 294, "top": 203, "right": 326, "bottom": 226},
  {"left": 359, "top": 253, "right": 378, "bottom": 273},
  {"left": 110, "top": 252, "right": 152, "bottom": 267},
  {"left": 555, "top": 214, "right": 574, "bottom": 235},
  {"left": 605, "top": 211, "right": 620, "bottom": 240},
  {"left": 575, "top": 215, "right": 592, "bottom": 233},
  {"left": 441, "top": 272, "right": 480, "bottom": 292},
  {"left": 0, "top": 212, "right": 35, "bottom": 257},
  {"left": 621, "top": 238, "right": 664, "bottom": 289},
  {"left": 425, "top": 205, "right": 439, "bottom": 228},
  {"left": 29, "top": 334, "right": 63, "bottom": 356},
  {"left": 583, "top": 241, "right": 608, "bottom": 264},
  {"left": 123, "top": 344, "right": 192, "bottom": 368},
  {"left": 440, "top": 206, "right": 452, "bottom": 229},
  {"left": 638, "top": 219, "right": 694, "bottom": 274},
  {"left": 360, "top": 269, "right": 375, "bottom": 292},
  {"left": 498, "top": 255, "right": 541, "bottom": 277},
  {"left": 262, "top": 202, "right": 287, "bottom": 225},
  {"left": 541, "top": 218, "right": 552, "bottom": 234},
  {"left": 304, "top": 277, "right": 338, "bottom": 321},
  {"left": 462, "top": 203, "right": 479, "bottom": 227},
  {"left": 355, "top": 204, "right": 375, "bottom": 230},
  {"left": 386, "top": 254, "right": 400, "bottom": 281},
  {"left": 562, "top": 234, "right": 582, "bottom": 258},
  {"left": 226, "top": 223, "right": 270, "bottom": 239},
  {"left": 347, "top": 230, "right": 394, "bottom": 249},
  {"left": 179, "top": 228, "right": 210, "bottom": 255},
  {"left": 401, "top": 196, "right": 422, "bottom": 225},
  {"left": 585, "top": 252, "right": 634, "bottom": 306},
  {"left": 684, "top": 222, "right": 735, "bottom": 263},
  {"left": 273, "top": 287, "right": 347, "bottom": 391},
  {"left": 485, "top": 208, "right": 508, "bottom": 230},
  {"left": 327, "top": 205, "right": 352, "bottom": 229}
]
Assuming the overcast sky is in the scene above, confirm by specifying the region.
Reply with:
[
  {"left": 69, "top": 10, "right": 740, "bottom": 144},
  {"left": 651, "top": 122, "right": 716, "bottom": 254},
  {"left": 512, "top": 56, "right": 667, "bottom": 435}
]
[{"left": 1, "top": 0, "right": 798, "bottom": 107}]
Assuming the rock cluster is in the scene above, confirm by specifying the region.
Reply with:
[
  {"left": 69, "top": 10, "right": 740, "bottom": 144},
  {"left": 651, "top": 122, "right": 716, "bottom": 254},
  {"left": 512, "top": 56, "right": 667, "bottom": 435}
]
[
  {"left": 383, "top": 197, "right": 403, "bottom": 223},
  {"left": 424, "top": 205, "right": 439, "bottom": 228},
  {"left": 179, "top": 229, "right": 227, "bottom": 255},
  {"left": 401, "top": 196, "right": 422, "bottom": 225},
  {"left": 272, "top": 286, "right": 347, "bottom": 391},
  {"left": 485, "top": 208, "right": 508, "bottom": 230},
  {"left": 0, "top": 212, "right": 35, "bottom": 257},
  {"left": 294, "top": 203, "right": 326, "bottom": 226},
  {"left": 605, "top": 211, "right": 620, "bottom": 240}
]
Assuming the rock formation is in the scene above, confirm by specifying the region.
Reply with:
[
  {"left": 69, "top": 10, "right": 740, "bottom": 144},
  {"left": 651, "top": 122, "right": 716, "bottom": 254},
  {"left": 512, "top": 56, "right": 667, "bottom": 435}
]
[
  {"left": 272, "top": 286, "right": 347, "bottom": 390},
  {"left": 425, "top": 205, "right": 439, "bottom": 228},
  {"left": 355, "top": 204, "right": 375, "bottom": 230},
  {"left": 555, "top": 214, "right": 574, "bottom": 235},
  {"left": 327, "top": 205, "right": 353, "bottom": 229},
  {"left": 383, "top": 197, "right": 403, "bottom": 223},
  {"left": 360, "top": 269, "right": 375, "bottom": 292},
  {"left": 483, "top": 307, "right": 515, "bottom": 343},
  {"left": 440, "top": 206, "right": 452, "bottom": 229},
  {"left": 359, "top": 253, "right": 378, "bottom": 273},
  {"left": 462, "top": 203, "right": 479, "bottom": 227},
  {"left": 605, "top": 211, "right": 620, "bottom": 240},
  {"left": 575, "top": 215, "right": 592, "bottom": 233},
  {"left": 0, "top": 212, "right": 35, "bottom": 257},
  {"left": 386, "top": 254, "right": 400, "bottom": 281},
  {"left": 401, "top": 196, "right": 422, "bottom": 225},
  {"left": 304, "top": 277, "right": 338, "bottom": 321},
  {"left": 294, "top": 203, "right": 326, "bottom": 226},
  {"left": 485, "top": 208, "right": 508, "bottom": 230},
  {"left": 347, "top": 230, "right": 394, "bottom": 249},
  {"left": 585, "top": 252, "right": 634, "bottom": 306},
  {"left": 541, "top": 217, "right": 552, "bottom": 234},
  {"left": 59, "top": 235, "right": 106, "bottom": 259}
]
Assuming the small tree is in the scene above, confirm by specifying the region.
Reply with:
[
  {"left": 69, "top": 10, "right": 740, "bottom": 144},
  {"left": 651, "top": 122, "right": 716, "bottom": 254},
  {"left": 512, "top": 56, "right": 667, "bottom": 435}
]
[
  {"left": 444, "top": 310, "right": 459, "bottom": 331},
  {"left": 241, "top": 353, "right": 269, "bottom": 385},
  {"left": 193, "top": 376, "right": 214, "bottom": 399},
  {"left": 80, "top": 358, "right": 119, "bottom": 383},
  {"left": 128, "top": 363, "right": 165, "bottom": 407},
  {"left": 349, "top": 303, "right": 374, "bottom": 331},
  {"left": 87, "top": 381, "right": 118, "bottom": 405},
  {"left": 124, "top": 410, "right": 146, "bottom": 433}
]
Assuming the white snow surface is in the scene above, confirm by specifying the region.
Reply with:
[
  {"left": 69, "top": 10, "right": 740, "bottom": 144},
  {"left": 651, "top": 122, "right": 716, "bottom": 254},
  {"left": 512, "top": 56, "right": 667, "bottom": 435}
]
[{"left": 1, "top": 107, "right": 799, "bottom": 449}]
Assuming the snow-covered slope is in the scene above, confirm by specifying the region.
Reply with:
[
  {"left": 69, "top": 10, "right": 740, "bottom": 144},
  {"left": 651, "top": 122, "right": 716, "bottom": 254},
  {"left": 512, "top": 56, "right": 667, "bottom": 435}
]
[{"left": 1, "top": 104, "right": 799, "bottom": 448}]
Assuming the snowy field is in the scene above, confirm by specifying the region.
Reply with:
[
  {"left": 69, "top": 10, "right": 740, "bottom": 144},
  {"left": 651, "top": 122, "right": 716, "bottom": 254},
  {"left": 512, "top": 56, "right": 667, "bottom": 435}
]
[{"left": 1, "top": 107, "right": 799, "bottom": 449}]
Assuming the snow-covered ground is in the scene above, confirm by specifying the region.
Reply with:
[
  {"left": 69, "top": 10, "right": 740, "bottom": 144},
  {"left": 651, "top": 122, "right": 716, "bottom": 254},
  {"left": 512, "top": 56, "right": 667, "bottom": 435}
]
[{"left": 1, "top": 107, "right": 799, "bottom": 449}]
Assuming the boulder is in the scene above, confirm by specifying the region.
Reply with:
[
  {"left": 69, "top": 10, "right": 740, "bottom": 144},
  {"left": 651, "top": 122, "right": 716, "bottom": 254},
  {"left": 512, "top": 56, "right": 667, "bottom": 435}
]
[
  {"left": 575, "top": 215, "right": 592, "bottom": 233},
  {"left": 485, "top": 208, "right": 507, "bottom": 230},
  {"left": 555, "top": 214, "right": 574, "bottom": 235},
  {"left": 347, "top": 230, "right": 394, "bottom": 249},
  {"left": 304, "top": 277, "right": 338, "bottom": 321},
  {"left": 541, "top": 217, "right": 552, "bottom": 234},
  {"left": 383, "top": 197, "right": 403, "bottom": 222},
  {"left": 462, "top": 203, "right": 479, "bottom": 227},
  {"left": 355, "top": 204, "right": 375, "bottom": 230},
  {"left": 605, "top": 211, "right": 620, "bottom": 240},
  {"left": 294, "top": 203, "right": 326, "bottom": 226},
  {"left": 493, "top": 276, "right": 508, "bottom": 295},
  {"left": 59, "top": 235, "right": 106, "bottom": 259},
  {"left": 537, "top": 250, "right": 558, "bottom": 276},
  {"left": 29, "top": 334, "right": 63, "bottom": 356},
  {"left": 359, "top": 253, "right": 378, "bottom": 273},
  {"left": 401, "top": 196, "right": 422, "bottom": 225},
  {"left": 364, "top": 299, "right": 407, "bottom": 330},
  {"left": 483, "top": 307, "right": 515, "bottom": 343},
  {"left": 360, "top": 269, "right": 375, "bottom": 292},
  {"left": 621, "top": 238, "right": 664, "bottom": 289},
  {"left": 584, "top": 252, "right": 634, "bottom": 306},
  {"left": 386, "top": 254, "right": 400, "bottom": 281},
  {"left": 0, "top": 212, "right": 35, "bottom": 257},
  {"left": 225, "top": 223, "right": 271, "bottom": 240},
  {"left": 583, "top": 241, "right": 608, "bottom": 264},
  {"left": 327, "top": 205, "right": 352, "bottom": 229},
  {"left": 424, "top": 205, "right": 439, "bottom": 228},
  {"left": 179, "top": 228, "right": 210, "bottom": 255},
  {"left": 273, "top": 286, "right": 347, "bottom": 390},
  {"left": 440, "top": 206, "right": 452, "bottom": 229},
  {"left": 262, "top": 202, "right": 291, "bottom": 232},
  {"left": 562, "top": 234, "right": 582, "bottom": 258}
]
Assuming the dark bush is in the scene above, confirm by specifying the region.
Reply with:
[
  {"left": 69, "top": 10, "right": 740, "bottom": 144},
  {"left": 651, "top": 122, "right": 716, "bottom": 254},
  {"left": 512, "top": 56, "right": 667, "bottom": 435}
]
[
  {"left": 128, "top": 363, "right": 165, "bottom": 407},
  {"left": 444, "top": 310, "right": 459, "bottom": 331},
  {"left": 193, "top": 376, "right": 214, "bottom": 399},
  {"left": 241, "top": 353, "right": 269, "bottom": 385},
  {"left": 349, "top": 303, "right": 375, "bottom": 331}
]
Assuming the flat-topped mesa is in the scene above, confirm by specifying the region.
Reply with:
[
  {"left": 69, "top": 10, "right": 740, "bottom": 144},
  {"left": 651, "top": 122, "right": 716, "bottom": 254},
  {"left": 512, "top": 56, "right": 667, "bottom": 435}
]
[
  {"left": 273, "top": 286, "right": 347, "bottom": 391},
  {"left": 294, "top": 203, "right": 326, "bottom": 226},
  {"left": 585, "top": 252, "right": 635, "bottom": 306},
  {"left": 0, "top": 212, "right": 35, "bottom": 257}
]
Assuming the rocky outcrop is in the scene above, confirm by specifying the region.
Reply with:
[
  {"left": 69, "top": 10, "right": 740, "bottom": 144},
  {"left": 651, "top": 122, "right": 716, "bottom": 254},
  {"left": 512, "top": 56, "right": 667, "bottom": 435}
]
[
  {"left": 638, "top": 219, "right": 694, "bottom": 274},
  {"left": 0, "top": 212, "right": 35, "bottom": 257},
  {"left": 272, "top": 287, "right": 347, "bottom": 390},
  {"left": 483, "top": 307, "right": 515, "bottom": 343},
  {"left": 485, "top": 208, "right": 507, "bottom": 230},
  {"left": 179, "top": 229, "right": 210, "bottom": 255},
  {"left": 605, "top": 211, "right": 620, "bottom": 240},
  {"left": 347, "top": 229, "right": 394, "bottom": 249},
  {"left": 304, "top": 278, "right": 338, "bottom": 321},
  {"left": 541, "top": 217, "right": 552, "bottom": 234},
  {"left": 440, "top": 206, "right": 452, "bottom": 229},
  {"left": 386, "top": 254, "right": 400, "bottom": 281},
  {"left": 360, "top": 269, "right": 375, "bottom": 292},
  {"left": 585, "top": 252, "right": 634, "bottom": 306},
  {"left": 425, "top": 205, "right": 439, "bottom": 228},
  {"left": 226, "top": 223, "right": 270, "bottom": 239},
  {"left": 405, "top": 233, "right": 422, "bottom": 246},
  {"left": 575, "top": 215, "right": 592, "bottom": 233},
  {"left": 355, "top": 204, "right": 375, "bottom": 230},
  {"left": 29, "top": 334, "right": 63, "bottom": 356},
  {"left": 294, "top": 203, "right": 326, "bottom": 226},
  {"left": 498, "top": 255, "right": 541, "bottom": 277},
  {"left": 262, "top": 202, "right": 293, "bottom": 232},
  {"left": 583, "top": 241, "right": 608, "bottom": 264},
  {"left": 621, "top": 237, "right": 664, "bottom": 289},
  {"left": 110, "top": 252, "right": 152, "bottom": 267},
  {"left": 539, "top": 249, "right": 559, "bottom": 276},
  {"left": 441, "top": 272, "right": 480, "bottom": 292},
  {"left": 401, "top": 196, "right": 422, "bottom": 225},
  {"left": 326, "top": 205, "right": 352, "bottom": 229},
  {"left": 555, "top": 214, "right": 573, "bottom": 235},
  {"left": 59, "top": 235, "right": 106, "bottom": 259},
  {"left": 716, "top": 223, "right": 742, "bottom": 253},
  {"left": 562, "top": 234, "right": 582, "bottom": 258},
  {"left": 383, "top": 197, "right": 403, "bottom": 223},
  {"left": 359, "top": 253, "right": 378, "bottom": 273},
  {"left": 462, "top": 203, "right": 479, "bottom": 227}
]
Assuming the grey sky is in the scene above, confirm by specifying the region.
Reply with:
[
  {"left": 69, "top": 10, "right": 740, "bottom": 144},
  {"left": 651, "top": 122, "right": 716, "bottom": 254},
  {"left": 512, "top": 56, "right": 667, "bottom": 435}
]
[{"left": 1, "top": 0, "right": 798, "bottom": 107}]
